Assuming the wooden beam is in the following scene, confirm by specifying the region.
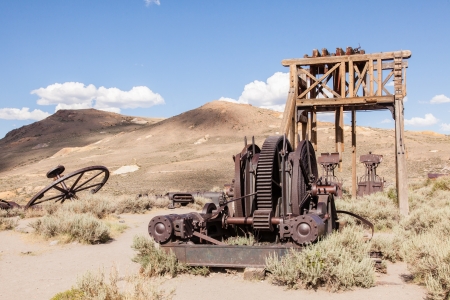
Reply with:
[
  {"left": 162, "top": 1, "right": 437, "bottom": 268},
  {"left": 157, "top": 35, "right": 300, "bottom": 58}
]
[
  {"left": 351, "top": 109, "right": 357, "bottom": 199},
  {"left": 297, "top": 96, "right": 394, "bottom": 107},
  {"left": 395, "top": 99, "right": 409, "bottom": 216},
  {"left": 349, "top": 60, "right": 354, "bottom": 97},
  {"left": 281, "top": 88, "right": 295, "bottom": 135},
  {"left": 377, "top": 58, "right": 382, "bottom": 96},
  {"left": 281, "top": 50, "right": 412, "bottom": 66},
  {"left": 311, "top": 107, "right": 317, "bottom": 151},
  {"left": 369, "top": 59, "right": 374, "bottom": 96},
  {"left": 297, "top": 64, "right": 340, "bottom": 99},
  {"left": 340, "top": 62, "right": 346, "bottom": 98},
  {"left": 354, "top": 63, "right": 368, "bottom": 96}
]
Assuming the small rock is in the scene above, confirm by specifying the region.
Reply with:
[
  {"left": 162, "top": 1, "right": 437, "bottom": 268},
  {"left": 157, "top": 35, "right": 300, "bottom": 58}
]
[
  {"left": 119, "top": 220, "right": 125, "bottom": 223},
  {"left": 49, "top": 240, "right": 59, "bottom": 246},
  {"left": 243, "top": 268, "right": 265, "bottom": 281}
]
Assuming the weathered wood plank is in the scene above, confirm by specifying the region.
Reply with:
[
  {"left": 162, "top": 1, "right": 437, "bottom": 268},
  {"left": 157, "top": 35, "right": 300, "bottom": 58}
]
[
  {"left": 281, "top": 50, "right": 411, "bottom": 66},
  {"left": 297, "top": 64, "right": 340, "bottom": 99},
  {"left": 351, "top": 109, "right": 357, "bottom": 199},
  {"left": 297, "top": 95, "right": 394, "bottom": 106}
]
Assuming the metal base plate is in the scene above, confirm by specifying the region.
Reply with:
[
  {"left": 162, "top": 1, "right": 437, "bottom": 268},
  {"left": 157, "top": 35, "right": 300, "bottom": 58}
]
[{"left": 161, "top": 244, "right": 298, "bottom": 268}]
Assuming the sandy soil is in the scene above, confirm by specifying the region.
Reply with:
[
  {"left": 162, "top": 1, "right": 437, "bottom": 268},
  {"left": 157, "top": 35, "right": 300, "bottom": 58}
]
[{"left": 0, "top": 207, "right": 425, "bottom": 300}]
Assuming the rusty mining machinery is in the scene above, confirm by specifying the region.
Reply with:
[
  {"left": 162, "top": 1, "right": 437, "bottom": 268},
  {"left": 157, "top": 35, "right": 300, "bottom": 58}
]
[
  {"left": 0, "top": 165, "right": 109, "bottom": 210},
  {"left": 148, "top": 135, "right": 372, "bottom": 267}
]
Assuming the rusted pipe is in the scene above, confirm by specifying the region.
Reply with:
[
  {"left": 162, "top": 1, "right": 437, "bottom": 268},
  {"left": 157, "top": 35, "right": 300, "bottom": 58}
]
[{"left": 226, "top": 217, "right": 282, "bottom": 225}]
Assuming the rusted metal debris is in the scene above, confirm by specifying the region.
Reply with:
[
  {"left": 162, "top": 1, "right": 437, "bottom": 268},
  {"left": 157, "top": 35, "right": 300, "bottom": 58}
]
[
  {"left": 357, "top": 152, "right": 384, "bottom": 197},
  {"left": 166, "top": 191, "right": 224, "bottom": 209},
  {"left": 317, "top": 153, "right": 342, "bottom": 197},
  {"left": 148, "top": 135, "right": 374, "bottom": 267},
  {"left": 428, "top": 173, "right": 449, "bottom": 179},
  {"left": 0, "top": 165, "right": 109, "bottom": 210}
]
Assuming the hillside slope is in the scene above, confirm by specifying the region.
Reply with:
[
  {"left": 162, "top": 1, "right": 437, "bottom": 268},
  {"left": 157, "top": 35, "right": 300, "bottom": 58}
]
[
  {"left": 0, "top": 101, "right": 448, "bottom": 204},
  {"left": 0, "top": 109, "right": 163, "bottom": 171}
]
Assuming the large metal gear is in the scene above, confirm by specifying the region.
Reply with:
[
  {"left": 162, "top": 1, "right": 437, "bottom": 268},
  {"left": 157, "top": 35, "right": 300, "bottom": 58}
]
[
  {"left": 290, "top": 140, "right": 318, "bottom": 215},
  {"left": 255, "top": 136, "right": 292, "bottom": 213}
]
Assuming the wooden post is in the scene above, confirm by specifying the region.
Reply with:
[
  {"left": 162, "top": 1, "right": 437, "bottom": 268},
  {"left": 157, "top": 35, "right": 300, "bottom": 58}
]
[
  {"left": 393, "top": 52, "right": 409, "bottom": 216},
  {"left": 369, "top": 59, "right": 374, "bottom": 96},
  {"left": 311, "top": 106, "right": 317, "bottom": 151},
  {"left": 377, "top": 58, "right": 382, "bottom": 96},
  {"left": 352, "top": 109, "right": 357, "bottom": 199}
]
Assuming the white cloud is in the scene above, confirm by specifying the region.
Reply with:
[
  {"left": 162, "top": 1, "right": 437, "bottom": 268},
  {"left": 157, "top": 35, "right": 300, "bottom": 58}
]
[
  {"left": 380, "top": 118, "right": 393, "bottom": 124},
  {"left": 440, "top": 123, "right": 450, "bottom": 132},
  {"left": 430, "top": 94, "right": 450, "bottom": 104},
  {"left": 405, "top": 113, "right": 439, "bottom": 126},
  {"left": 144, "top": 0, "right": 160, "bottom": 6},
  {"left": 220, "top": 72, "right": 289, "bottom": 111},
  {"left": 386, "top": 81, "right": 394, "bottom": 86},
  {"left": 317, "top": 112, "right": 335, "bottom": 122},
  {"left": 31, "top": 82, "right": 164, "bottom": 113},
  {"left": 403, "top": 96, "right": 408, "bottom": 102},
  {"left": 0, "top": 107, "right": 50, "bottom": 121}
]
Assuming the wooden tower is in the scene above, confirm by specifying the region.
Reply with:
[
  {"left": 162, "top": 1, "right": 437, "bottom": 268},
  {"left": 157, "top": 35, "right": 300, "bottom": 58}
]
[{"left": 280, "top": 48, "right": 411, "bottom": 216}]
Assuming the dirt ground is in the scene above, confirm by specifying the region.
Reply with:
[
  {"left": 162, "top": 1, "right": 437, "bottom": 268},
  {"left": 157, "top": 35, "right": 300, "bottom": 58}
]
[
  {"left": 0, "top": 101, "right": 445, "bottom": 299},
  {"left": 0, "top": 207, "right": 425, "bottom": 300}
]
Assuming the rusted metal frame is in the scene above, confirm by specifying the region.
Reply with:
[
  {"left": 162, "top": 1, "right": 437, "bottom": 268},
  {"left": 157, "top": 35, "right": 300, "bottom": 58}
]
[
  {"left": 281, "top": 50, "right": 412, "bottom": 66},
  {"left": 192, "top": 231, "right": 225, "bottom": 245},
  {"left": 162, "top": 244, "right": 297, "bottom": 268},
  {"left": 297, "top": 64, "right": 341, "bottom": 99}
]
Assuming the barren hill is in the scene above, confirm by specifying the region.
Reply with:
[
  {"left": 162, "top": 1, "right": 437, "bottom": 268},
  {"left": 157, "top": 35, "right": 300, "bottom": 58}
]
[
  {"left": 0, "top": 100, "right": 449, "bottom": 204},
  {"left": 0, "top": 109, "right": 163, "bottom": 171}
]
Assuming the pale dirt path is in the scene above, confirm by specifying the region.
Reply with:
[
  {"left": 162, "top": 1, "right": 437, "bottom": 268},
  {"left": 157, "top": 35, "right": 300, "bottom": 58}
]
[{"left": 0, "top": 207, "right": 426, "bottom": 300}]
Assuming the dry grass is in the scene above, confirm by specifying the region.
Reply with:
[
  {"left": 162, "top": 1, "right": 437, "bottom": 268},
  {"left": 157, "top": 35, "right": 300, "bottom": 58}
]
[
  {"left": 131, "top": 235, "right": 209, "bottom": 278},
  {"left": 51, "top": 266, "right": 173, "bottom": 300},
  {"left": 266, "top": 225, "right": 375, "bottom": 291},
  {"left": 0, "top": 208, "right": 21, "bottom": 230},
  {"left": 29, "top": 211, "right": 111, "bottom": 244},
  {"left": 224, "top": 233, "right": 255, "bottom": 246},
  {"left": 186, "top": 196, "right": 211, "bottom": 211},
  {"left": 336, "top": 192, "right": 400, "bottom": 231}
]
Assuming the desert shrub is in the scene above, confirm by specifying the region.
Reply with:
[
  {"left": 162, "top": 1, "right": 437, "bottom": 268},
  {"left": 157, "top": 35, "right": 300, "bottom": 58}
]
[
  {"left": 30, "top": 211, "right": 110, "bottom": 244},
  {"left": 115, "top": 195, "right": 170, "bottom": 214},
  {"left": 401, "top": 230, "right": 450, "bottom": 300},
  {"left": 131, "top": 235, "right": 180, "bottom": 277},
  {"left": 0, "top": 216, "right": 18, "bottom": 230},
  {"left": 265, "top": 225, "right": 374, "bottom": 291},
  {"left": 0, "top": 208, "right": 21, "bottom": 230},
  {"left": 131, "top": 235, "right": 209, "bottom": 278},
  {"left": 186, "top": 196, "right": 211, "bottom": 211},
  {"left": 370, "top": 232, "right": 403, "bottom": 263},
  {"left": 336, "top": 192, "right": 399, "bottom": 230},
  {"left": 400, "top": 206, "right": 450, "bottom": 236},
  {"left": 55, "top": 197, "right": 116, "bottom": 219},
  {"left": 51, "top": 266, "right": 173, "bottom": 300},
  {"left": 225, "top": 234, "right": 255, "bottom": 246}
]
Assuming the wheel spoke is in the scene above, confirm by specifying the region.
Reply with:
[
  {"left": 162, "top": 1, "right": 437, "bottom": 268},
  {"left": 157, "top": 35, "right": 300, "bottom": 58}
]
[
  {"left": 70, "top": 172, "right": 85, "bottom": 192},
  {"left": 52, "top": 185, "right": 68, "bottom": 194},
  {"left": 33, "top": 193, "right": 66, "bottom": 205},
  {"left": 73, "top": 171, "right": 104, "bottom": 191},
  {"left": 74, "top": 182, "right": 103, "bottom": 193}
]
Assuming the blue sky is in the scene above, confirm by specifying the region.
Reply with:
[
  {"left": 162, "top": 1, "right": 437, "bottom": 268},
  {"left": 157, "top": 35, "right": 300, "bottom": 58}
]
[{"left": 1, "top": 0, "right": 449, "bottom": 138}]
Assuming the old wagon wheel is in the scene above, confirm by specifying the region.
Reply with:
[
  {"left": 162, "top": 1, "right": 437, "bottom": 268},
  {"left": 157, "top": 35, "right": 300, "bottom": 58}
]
[{"left": 25, "top": 165, "right": 109, "bottom": 209}]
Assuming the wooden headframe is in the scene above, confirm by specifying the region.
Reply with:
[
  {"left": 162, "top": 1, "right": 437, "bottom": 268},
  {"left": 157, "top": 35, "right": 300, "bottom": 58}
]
[{"left": 280, "top": 48, "right": 411, "bottom": 216}]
